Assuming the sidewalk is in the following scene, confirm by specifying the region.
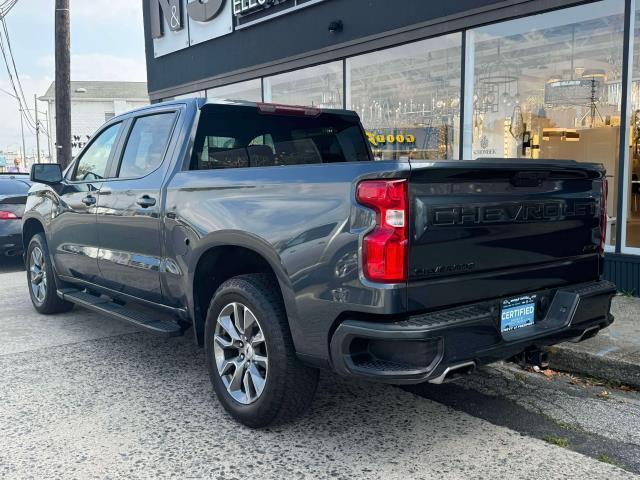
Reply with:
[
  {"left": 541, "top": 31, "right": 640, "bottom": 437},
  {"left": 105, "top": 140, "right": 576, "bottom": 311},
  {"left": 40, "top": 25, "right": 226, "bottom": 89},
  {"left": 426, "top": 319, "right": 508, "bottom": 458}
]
[{"left": 548, "top": 295, "right": 640, "bottom": 387}]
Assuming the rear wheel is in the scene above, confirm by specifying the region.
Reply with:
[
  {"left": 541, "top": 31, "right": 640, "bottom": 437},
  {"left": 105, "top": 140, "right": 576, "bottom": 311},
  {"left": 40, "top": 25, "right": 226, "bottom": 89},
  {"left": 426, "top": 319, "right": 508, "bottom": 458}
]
[
  {"left": 205, "top": 274, "right": 318, "bottom": 428},
  {"left": 26, "top": 233, "right": 74, "bottom": 314}
]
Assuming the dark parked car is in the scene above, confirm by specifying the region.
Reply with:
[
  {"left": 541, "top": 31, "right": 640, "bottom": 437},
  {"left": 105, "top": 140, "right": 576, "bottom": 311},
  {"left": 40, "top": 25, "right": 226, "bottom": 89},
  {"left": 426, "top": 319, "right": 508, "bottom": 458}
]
[
  {"left": 22, "top": 99, "right": 616, "bottom": 427},
  {"left": 0, "top": 173, "right": 30, "bottom": 258}
]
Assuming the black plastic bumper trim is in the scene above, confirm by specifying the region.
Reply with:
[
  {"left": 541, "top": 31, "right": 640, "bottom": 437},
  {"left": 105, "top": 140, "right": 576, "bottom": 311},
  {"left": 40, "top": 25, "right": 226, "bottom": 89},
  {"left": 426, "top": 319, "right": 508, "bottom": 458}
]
[{"left": 329, "top": 280, "right": 616, "bottom": 384}]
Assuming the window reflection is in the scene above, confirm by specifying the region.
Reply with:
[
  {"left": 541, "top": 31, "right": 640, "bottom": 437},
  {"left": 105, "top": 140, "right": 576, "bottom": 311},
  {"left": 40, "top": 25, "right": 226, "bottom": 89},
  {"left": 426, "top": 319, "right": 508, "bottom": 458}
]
[
  {"left": 468, "top": 0, "right": 625, "bottom": 247},
  {"left": 264, "top": 62, "right": 343, "bottom": 109},
  {"left": 174, "top": 91, "right": 206, "bottom": 99},
  {"left": 627, "top": 7, "right": 640, "bottom": 249},
  {"left": 347, "top": 34, "right": 462, "bottom": 160},
  {"left": 207, "top": 79, "right": 262, "bottom": 102}
]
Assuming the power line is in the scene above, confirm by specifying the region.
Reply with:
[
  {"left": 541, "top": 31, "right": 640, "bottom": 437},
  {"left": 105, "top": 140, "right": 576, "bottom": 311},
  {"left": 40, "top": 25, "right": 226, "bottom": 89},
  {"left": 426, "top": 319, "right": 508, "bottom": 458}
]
[
  {"left": 0, "top": 15, "right": 36, "bottom": 128},
  {"left": 0, "top": 36, "right": 34, "bottom": 131},
  {"left": 1, "top": 18, "right": 31, "bottom": 113},
  {"left": 0, "top": 0, "right": 48, "bottom": 159},
  {"left": 0, "top": 0, "right": 52, "bottom": 161},
  {"left": 1, "top": 87, "right": 51, "bottom": 138},
  {"left": 0, "top": 84, "right": 15, "bottom": 98},
  {"left": 0, "top": 1, "right": 19, "bottom": 19}
]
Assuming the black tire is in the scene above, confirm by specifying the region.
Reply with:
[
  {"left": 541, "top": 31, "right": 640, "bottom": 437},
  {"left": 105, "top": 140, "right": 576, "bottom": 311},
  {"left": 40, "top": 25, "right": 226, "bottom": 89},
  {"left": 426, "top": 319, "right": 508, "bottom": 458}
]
[
  {"left": 26, "top": 233, "right": 74, "bottom": 314},
  {"left": 204, "top": 273, "right": 318, "bottom": 428}
]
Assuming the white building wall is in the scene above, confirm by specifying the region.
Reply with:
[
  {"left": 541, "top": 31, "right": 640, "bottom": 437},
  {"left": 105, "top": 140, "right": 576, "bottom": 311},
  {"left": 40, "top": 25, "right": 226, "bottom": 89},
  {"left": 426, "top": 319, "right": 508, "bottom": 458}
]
[
  {"left": 48, "top": 98, "right": 149, "bottom": 161},
  {"left": 70, "top": 101, "right": 114, "bottom": 153}
]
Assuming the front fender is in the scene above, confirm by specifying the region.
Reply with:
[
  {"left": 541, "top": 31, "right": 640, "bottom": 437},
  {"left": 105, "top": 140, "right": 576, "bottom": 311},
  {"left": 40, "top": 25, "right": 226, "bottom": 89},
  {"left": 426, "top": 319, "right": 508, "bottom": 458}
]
[{"left": 22, "top": 184, "right": 58, "bottom": 249}]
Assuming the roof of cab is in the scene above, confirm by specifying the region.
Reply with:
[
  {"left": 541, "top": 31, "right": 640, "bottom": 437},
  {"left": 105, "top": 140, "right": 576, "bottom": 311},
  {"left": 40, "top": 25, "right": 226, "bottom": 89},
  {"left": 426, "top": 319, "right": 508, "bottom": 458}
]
[{"left": 109, "top": 96, "right": 358, "bottom": 124}]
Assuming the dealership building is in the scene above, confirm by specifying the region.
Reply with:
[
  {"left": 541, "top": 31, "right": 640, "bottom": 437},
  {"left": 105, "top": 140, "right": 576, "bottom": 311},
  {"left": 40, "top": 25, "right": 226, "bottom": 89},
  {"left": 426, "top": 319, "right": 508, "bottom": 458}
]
[{"left": 143, "top": 0, "right": 640, "bottom": 294}]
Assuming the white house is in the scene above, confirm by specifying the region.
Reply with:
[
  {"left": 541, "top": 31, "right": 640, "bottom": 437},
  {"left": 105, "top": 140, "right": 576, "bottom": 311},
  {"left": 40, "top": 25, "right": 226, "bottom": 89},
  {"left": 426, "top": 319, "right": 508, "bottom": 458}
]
[{"left": 40, "top": 81, "right": 149, "bottom": 160}]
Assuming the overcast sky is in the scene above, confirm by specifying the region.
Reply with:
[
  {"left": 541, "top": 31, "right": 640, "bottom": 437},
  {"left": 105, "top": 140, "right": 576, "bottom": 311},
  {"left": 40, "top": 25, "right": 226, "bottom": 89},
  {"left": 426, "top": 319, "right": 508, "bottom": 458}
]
[{"left": 0, "top": 0, "right": 146, "bottom": 153}]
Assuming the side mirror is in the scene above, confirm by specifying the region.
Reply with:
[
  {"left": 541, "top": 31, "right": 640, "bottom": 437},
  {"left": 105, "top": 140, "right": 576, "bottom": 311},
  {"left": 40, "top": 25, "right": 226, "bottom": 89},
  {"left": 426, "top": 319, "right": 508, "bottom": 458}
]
[{"left": 30, "top": 163, "right": 63, "bottom": 185}]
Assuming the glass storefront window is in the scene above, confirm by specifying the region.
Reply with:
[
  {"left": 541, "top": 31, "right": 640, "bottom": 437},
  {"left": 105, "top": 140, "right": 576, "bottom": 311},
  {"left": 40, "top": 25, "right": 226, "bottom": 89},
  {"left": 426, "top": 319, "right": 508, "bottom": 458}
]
[
  {"left": 466, "top": 0, "right": 625, "bottom": 248},
  {"left": 207, "top": 79, "right": 262, "bottom": 102},
  {"left": 626, "top": 4, "right": 640, "bottom": 250},
  {"left": 347, "top": 34, "right": 462, "bottom": 161},
  {"left": 263, "top": 62, "right": 343, "bottom": 108},
  {"left": 174, "top": 91, "right": 206, "bottom": 99}
]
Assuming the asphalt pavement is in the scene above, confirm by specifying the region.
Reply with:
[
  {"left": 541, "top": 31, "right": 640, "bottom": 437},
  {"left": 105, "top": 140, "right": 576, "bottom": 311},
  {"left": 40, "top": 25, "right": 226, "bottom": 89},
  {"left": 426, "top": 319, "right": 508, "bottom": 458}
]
[{"left": 0, "top": 263, "right": 638, "bottom": 479}]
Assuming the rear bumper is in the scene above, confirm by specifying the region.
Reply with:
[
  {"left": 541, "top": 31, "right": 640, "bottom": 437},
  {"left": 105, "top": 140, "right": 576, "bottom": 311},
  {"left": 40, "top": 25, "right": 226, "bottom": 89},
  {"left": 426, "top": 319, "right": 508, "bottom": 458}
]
[
  {"left": 0, "top": 223, "right": 23, "bottom": 257},
  {"left": 329, "top": 280, "right": 616, "bottom": 385}
]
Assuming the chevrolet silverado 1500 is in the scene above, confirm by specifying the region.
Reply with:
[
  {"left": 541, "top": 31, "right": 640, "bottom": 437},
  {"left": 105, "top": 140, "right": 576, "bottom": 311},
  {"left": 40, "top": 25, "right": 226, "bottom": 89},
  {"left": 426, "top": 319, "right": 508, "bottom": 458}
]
[{"left": 23, "top": 98, "right": 615, "bottom": 427}]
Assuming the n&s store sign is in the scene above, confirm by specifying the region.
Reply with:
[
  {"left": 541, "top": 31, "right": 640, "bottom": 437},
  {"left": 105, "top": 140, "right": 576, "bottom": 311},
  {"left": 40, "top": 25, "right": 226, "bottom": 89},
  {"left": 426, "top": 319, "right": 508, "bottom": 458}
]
[{"left": 150, "top": 0, "right": 319, "bottom": 57}]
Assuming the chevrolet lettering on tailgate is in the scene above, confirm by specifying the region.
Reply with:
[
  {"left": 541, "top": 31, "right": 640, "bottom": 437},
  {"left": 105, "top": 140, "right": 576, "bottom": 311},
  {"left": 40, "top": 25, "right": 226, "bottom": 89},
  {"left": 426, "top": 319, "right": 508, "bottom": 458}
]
[{"left": 429, "top": 200, "right": 597, "bottom": 227}]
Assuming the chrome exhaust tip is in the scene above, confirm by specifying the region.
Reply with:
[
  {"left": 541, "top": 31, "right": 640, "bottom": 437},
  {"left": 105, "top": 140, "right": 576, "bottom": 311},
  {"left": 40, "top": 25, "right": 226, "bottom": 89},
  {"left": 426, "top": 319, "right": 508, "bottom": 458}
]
[{"left": 428, "top": 361, "right": 476, "bottom": 384}]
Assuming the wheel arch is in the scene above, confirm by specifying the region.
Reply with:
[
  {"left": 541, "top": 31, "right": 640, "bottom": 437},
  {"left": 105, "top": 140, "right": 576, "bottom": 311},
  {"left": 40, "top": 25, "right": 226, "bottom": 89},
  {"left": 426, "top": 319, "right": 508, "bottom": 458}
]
[
  {"left": 190, "top": 232, "right": 300, "bottom": 348},
  {"left": 22, "top": 217, "right": 46, "bottom": 253}
]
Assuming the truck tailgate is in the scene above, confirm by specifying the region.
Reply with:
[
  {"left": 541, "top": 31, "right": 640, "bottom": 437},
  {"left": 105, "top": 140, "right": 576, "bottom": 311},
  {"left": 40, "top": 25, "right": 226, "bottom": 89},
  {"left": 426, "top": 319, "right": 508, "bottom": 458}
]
[{"left": 407, "top": 160, "right": 605, "bottom": 311}]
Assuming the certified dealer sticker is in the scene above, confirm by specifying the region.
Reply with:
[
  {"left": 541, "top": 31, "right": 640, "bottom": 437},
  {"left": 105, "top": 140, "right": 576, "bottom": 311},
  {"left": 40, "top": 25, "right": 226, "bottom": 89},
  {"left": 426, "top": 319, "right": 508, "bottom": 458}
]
[{"left": 501, "top": 295, "right": 537, "bottom": 332}]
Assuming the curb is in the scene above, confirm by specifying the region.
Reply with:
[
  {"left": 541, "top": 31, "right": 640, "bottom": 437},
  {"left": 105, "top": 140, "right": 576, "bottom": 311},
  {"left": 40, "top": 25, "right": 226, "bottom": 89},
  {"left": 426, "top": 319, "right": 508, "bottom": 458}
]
[{"left": 547, "top": 344, "right": 640, "bottom": 388}]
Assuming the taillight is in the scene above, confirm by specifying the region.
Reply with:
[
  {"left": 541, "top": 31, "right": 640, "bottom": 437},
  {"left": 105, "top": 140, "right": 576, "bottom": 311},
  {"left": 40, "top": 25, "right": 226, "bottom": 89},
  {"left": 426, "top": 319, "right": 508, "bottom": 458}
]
[
  {"left": 0, "top": 210, "right": 18, "bottom": 220},
  {"left": 356, "top": 179, "right": 408, "bottom": 283},
  {"left": 599, "top": 178, "right": 608, "bottom": 255}
]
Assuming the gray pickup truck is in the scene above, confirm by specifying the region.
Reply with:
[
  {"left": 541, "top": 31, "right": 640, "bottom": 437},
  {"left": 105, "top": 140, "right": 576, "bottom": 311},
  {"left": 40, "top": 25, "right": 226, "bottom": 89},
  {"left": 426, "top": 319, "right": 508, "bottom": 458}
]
[{"left": 23, "top": 98, "right": 615, "bottom": 427}]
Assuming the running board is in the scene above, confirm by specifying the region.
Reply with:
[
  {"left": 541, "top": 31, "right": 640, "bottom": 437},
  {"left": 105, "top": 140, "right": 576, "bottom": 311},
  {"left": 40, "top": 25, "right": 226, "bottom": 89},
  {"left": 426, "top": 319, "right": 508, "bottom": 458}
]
[{"left": 58, "top": 289, "right": 183, "bottom": 337}]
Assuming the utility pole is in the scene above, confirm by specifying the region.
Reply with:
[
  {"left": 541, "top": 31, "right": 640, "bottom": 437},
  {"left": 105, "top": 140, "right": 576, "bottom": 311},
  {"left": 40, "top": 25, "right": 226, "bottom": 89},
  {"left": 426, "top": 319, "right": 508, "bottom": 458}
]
[
  {"left": 55, "top": 0, "right": 71, "bottom": 168},
  {"left": 34, "top": 94, "right": 41, "bottom": 163},
  {"left": 18, "top": 107, "right": 26, "bottom": 168}
]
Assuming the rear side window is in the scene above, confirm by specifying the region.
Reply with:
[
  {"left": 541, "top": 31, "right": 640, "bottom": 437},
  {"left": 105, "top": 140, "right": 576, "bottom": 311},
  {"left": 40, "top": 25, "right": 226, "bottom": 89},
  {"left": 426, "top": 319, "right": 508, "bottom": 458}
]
[
  {"left": 118, "top": 113, "right": 176, "bottom": 178},
  {"left": 0, "top": 179, "right": 30, "bottom": 195},
  {"left": 191, "top": 105, "right": 371, "bottom": 170}
]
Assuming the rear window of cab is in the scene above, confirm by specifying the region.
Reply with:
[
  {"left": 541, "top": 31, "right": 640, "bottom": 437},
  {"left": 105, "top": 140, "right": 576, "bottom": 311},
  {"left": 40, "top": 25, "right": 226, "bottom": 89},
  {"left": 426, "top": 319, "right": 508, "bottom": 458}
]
[{"left": 191, "top": 104, "right": 372, "bottom": 170}]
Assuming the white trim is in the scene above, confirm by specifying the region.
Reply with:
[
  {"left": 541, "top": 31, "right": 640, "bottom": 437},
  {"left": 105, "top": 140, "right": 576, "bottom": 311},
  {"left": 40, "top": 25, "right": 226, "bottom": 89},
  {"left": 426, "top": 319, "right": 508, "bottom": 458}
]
[
  {"left": 621, "top": 245, "right": 640, "bottom": 255},
  {"left": 621, "top": 0, "right": 637, "bottom": 251},
  {"left": 262, "top": 77, "right": 273, "bottom": 102},
  {"left": 462, "top": 30, "right": 475, "bottom": 160},
  {"left": 344, "top": 59, "right": 351, "bottom": 110}
]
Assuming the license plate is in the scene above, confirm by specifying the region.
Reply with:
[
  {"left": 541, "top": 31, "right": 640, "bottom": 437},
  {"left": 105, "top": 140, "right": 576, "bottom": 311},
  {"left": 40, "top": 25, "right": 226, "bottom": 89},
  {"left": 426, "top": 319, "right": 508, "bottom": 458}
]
[{"left": 500, "top": 295, "right": 537, "bottom": 332}]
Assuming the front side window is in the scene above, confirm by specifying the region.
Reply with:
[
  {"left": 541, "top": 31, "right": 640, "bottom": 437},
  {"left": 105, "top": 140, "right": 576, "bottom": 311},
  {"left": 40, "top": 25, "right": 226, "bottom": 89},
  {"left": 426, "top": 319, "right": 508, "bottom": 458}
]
[
  {"left": 118, "top": 113, "right": 176, "bottom": 178},
  {"left": 190, "top": 105, "right": 371, "bottom": 170},
  {"left": 74, "top": 123, "right": 121, "bottom": 181}
]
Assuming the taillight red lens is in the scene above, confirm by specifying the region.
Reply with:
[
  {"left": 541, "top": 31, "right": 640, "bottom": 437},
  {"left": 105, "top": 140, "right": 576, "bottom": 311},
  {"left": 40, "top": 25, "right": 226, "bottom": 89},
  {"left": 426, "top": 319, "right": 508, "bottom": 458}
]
[
  {"left": 356, "top": 179, "right": 408, "bottom": 282},
  {"left": 0, "top": 210, "right": 18, "bottom": 220},
  {"left": 599, "top": 178, "right": 608, "bottom": 254}
]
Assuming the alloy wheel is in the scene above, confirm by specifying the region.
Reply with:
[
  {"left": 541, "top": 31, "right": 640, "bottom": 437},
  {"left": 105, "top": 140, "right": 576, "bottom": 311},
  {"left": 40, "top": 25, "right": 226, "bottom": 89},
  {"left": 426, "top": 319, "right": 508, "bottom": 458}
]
[
  {"left": 29, "top": 246, "right": 47, "bottom": 304},
  {"left": 213, "top": 302, "right": 269, "bottom": 405}
]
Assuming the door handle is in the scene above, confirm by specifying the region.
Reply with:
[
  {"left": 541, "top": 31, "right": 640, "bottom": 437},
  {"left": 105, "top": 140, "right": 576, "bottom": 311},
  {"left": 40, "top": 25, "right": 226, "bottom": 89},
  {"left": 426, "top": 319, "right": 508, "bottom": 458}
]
[
  {"left": 136, "top": 195, "right": 156, "bottom": 208},
  {"left": 82, "top": 195, "right": 97, "bottom": 206}
]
